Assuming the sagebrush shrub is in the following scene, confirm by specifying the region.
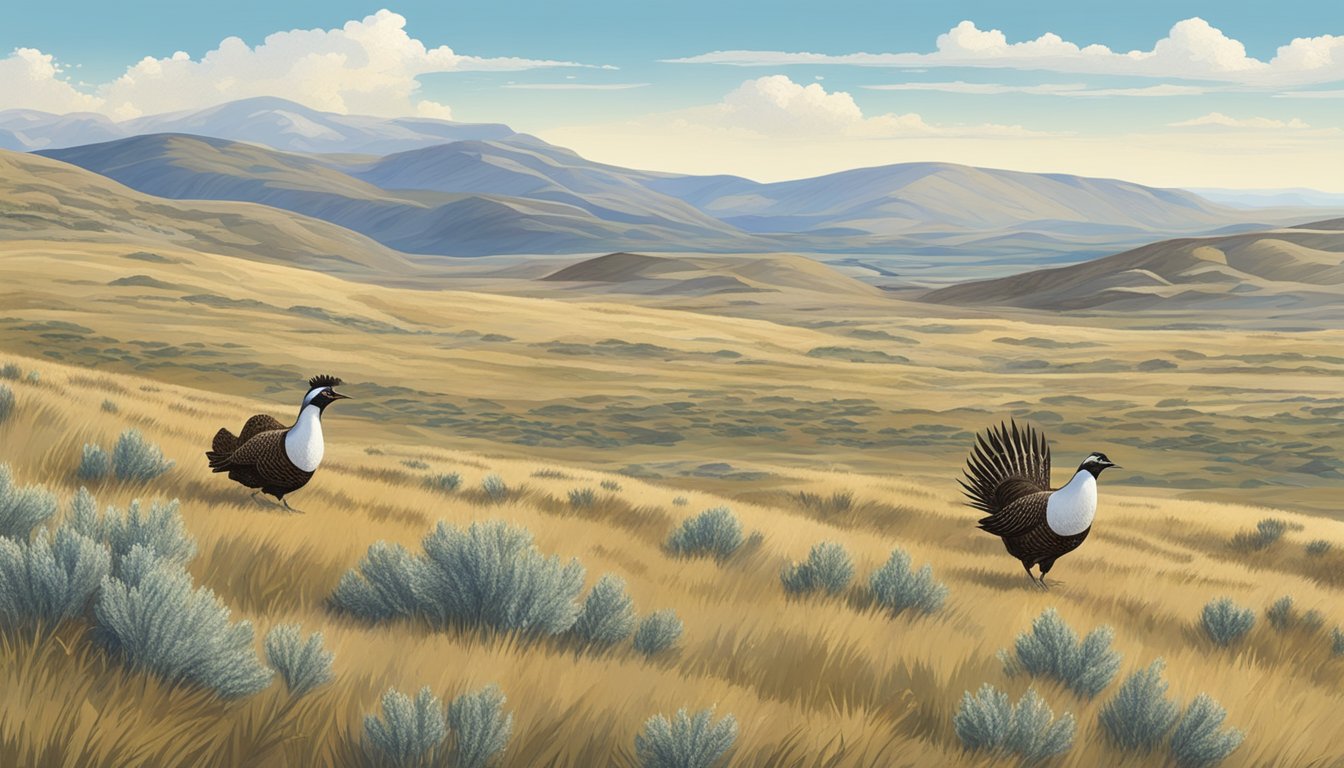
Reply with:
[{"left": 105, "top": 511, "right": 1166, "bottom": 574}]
[
  {"left": 481, "top": 474, "right": 508, "bottom": 502},
  {"left": 101, "top": 399, "right": 118, "bottom": 414},
  {"left": 1302, "top": 609, "right": 1325, "bottom": 632},
  {"left": 1006, "top": 608, "right": 1121, "bottom": 699},
  {"left": 1305, "top": 539, "right": 1331, "bottom": 556},
  {"left": 0, "top": 526, "right": 110, "bottom": 628},
  {"left": 95, "top": 548, "right": 272, "bottom": 698},
  {"left": 25, "top": 371, "right": 39, "bottom": 384},
  {"left": 0, "top": 465, "right": 58, "bottom": 540},
  {"left": 329, "top": 541, "right": 424, "bottom": 622},
  {"left": 77, "top": 444, "right": 110, "bottom": 481},
  {"left": 600, "top": 480, "right": 621, "bottom": 492},
  {"left": 364, "top": 686, "right": 448, "bottom": 767},
  {"left": 0, "top": 384, "right": 12, "bottom": 424},
  {"left": 666, "top": 507, "right": 743, "bottom": 561},
  {"left": 954, "top": 684, "right": 1074, "bottom": 762},
  {"left": 401, "top": 459, "right": 430, "bottom": 470},
  {"left": 1331, "top": 627, "right": 1344, "bottom": 656},
  {"left": 568, "top": 488, "right": 597, "bottom": 509},
  {"left": 1200, "top": 599, "right": 1254, "bottom": 647},
  {"left": 1099, "top": 660, "right": 1179, "bottom": 752},
  {"left": 0, "top": 363, "right": 19, "bottom": 380},
  {"left": 71, "top": 496, "right": 196, "bottom": 575},
  {"left": 448, "top": 685, "right": 513, "bottom": 768},
  {"left": 672, "top": 496, "right": 688, "bottom": 506},
  {"left": 333, "top": 521, "right": 585, "bottom": 638},
  {"left": 869, "top": 548, "right": 947, "bottom": 617},
  {"left": 635, "top": 708, "right": 737, "bottom": 768},
  {"left": 417, "top": 520, "right": 584, "bottom": 636},
  {"left": 571, "top": 574, "right": 636, "bottom": 650},
  {"left": 1266, "top": 596, "right": 1295, "bottom": 631},
  {"left": 633, "top": 610, "right": 683, "bottom": 657},
  {"left": 265, "top": 624, "right": 334, "bottom": 697},
  {"left": 425, "top": 473, "right": 462, "bottom": 493},
  {"left": 112, "top": 429, "right": 174, "bottom": 482},
  {"left": 1169, "top": 694, "right": 1244, "bottom": 768},
  {"left": 1233, "top": 517, "right": 1288, "bottom": 550},
  {"left": 780, "top": 541, "right": 854, "bottom": 596}
]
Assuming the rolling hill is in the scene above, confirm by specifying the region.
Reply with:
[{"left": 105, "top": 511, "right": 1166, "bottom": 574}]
[
  {"left": 541, "top": 251, "right": 882, "bottom": 297},
  {"left": 923, "top": 219, "right": 1344, "bottom": 316},
  {"left": 0, "top": 149, "right": 422, "bottom": 279}
]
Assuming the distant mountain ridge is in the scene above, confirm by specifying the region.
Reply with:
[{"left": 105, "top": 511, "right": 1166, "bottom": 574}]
[
  {"left": 18, "top": 97, "right": 1335, "bottom": 263},
  {"left": 0, "top": 96, "right": 514, "bottom": 154}
]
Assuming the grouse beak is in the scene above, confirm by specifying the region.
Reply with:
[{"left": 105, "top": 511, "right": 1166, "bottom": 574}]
[{"left": 330, "top": 391, "right": 351, "bottom": 401}]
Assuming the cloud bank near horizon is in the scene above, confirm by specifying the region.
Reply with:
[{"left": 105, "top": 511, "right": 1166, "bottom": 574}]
[
  {"left": 667, "top": 18, "right": 1344, "bottom": 88},
  {"left": 0, "top": 9, "right": 594, "bottom": 119}
]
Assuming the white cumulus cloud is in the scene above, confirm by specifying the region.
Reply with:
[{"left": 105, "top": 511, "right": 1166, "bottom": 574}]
[
  {"left": 0, "top": 48, "right": 103, "bottom": 113},
  {"left": 667, "top": 18, "right": 1344, "bottom": 86},
  {"left": 1, "top": 9, "right": 594, "bottom": 118}
]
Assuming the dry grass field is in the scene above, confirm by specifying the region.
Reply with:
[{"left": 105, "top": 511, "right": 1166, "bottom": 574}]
[
  {"left": 1, "top": 355, "right": 1342, "bottom": 767},
  {"left": 3, "top": 158, "right": 1343, "bottom": 764}
]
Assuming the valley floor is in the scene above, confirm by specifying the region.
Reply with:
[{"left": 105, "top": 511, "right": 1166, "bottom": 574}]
[{"left": 1, "top": 357, "right": 1342, "bottom": 767}]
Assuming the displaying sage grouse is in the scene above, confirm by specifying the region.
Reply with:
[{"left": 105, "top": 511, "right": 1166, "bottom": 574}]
[
  {"left": 960, "top": 421, "right": 1118, "bottom": 589},
  {"left": 206, "top": 375, "right": 350, "bottom": 510}
]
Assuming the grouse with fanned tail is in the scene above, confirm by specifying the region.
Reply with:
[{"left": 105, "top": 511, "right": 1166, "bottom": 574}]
[
  {"left": 960, "top": 420, "right": 1118, "bottom": 589},
  {"left": 206, "top": 375, "right": 350, "bottom": 511}
]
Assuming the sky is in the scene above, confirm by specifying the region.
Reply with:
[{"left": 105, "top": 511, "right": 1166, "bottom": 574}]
[{"left": 3, "top": 1, "right": 1343, "bottom": 189}]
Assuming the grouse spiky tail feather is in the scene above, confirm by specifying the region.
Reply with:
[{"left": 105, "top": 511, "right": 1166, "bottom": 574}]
[{"left": 960, "top": 420, "right": 1051, "bottom": 521}]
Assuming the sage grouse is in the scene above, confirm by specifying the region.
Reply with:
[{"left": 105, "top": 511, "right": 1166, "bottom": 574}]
[
  {"left": 960, "top": 421, "right": 1118, "bottom": 589},
  {"left": 206, "top": 375, "right": 350, "bottom": 510}
]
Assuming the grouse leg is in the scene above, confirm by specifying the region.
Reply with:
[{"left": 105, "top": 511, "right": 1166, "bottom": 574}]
[{"left": 281, "top": 498, "right": 301, "bottom": 513}]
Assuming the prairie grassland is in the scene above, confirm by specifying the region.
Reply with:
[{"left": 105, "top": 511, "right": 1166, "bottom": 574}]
[
  {"left": 1, "top": 357, "right": 1342, "bottom": 767},
  {"left": 2, "top": 240, "right": 1344, "bottom": 517}
]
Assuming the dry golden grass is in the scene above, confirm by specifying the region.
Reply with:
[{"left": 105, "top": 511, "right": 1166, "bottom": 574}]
[{"left": 2, "top": 357, "right": 1342, "bottom": 767}]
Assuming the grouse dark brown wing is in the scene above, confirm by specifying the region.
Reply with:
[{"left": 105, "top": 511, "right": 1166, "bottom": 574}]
[
  {"left": 212, "top": 429, "right": 309, "bottom": 487},
  {"left": 238, "top": 414, "right": 287, "bottom": 443},
  {"left": 960, "top": 420, "right": 1052, "bottom": 517},
  {"left": 978, "top": 490, "right": 1049, "bottom": 538}
]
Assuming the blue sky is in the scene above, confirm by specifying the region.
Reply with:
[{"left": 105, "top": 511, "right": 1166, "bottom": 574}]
[{"left": 3, "top": 2, "right": 1343, "bottom": 188}]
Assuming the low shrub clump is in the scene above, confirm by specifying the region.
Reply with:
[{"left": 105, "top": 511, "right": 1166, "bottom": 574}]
[
  {"left": 425, "top": 473, "right": 462, "bottom": 493},
  {"left": 1305, "top": 539, "right": 1331, "bottom": 556},
  {"left": 0, "top": 363, "right": 20, "bottom": 380},
  {"left": 953, "top": 684, "right": 1075, "bottom": 763},
  {"left": 1231, "top": 518, "right": 1288, "bottom": 551},
  {"left": 362, "top": 684, "right": 512, "bottom": 768},
  {"left": 480, "top": 474, "right": 508, "bottom": 502},
  {"left": 265, "top": 624, "right": 334, "bottom": 697},
  {"left": 599, "top": 479, "right": 621, "bottom": 492},
  {"left": 77, "top": 444, "right": 110, "bottom": 482},
  {"left": 570, "top": 574, "right": 636, "bottom": 651},
  {"left": 332, "top": 520, "right": 583, "bottom": 637},
  {"left": 780, "top": 541, "right": 854, "bottom": 596},
  {"left": 568, "top": 488, "right": 598, "bottom": 509},
  {"left": 0, "top": 384, "right": 12, "bottom": 424},
  {"left": 869, "top": 548, "right": 947, "bottom": 617},
  {"left": 0, "top": 465, "right": 58, "bottom": 540},
  {"left": 665, "top": 507, "right": 743, "bottom": 561},
  {"left": 77, "top": 430, "right": 175, "bottom": 483},
  {"left": 633, "top": 610, "right": 683, "bottom": 657},
  {"left": 1200, "top": 598, "right": 1254, "bottom": 647},
  {"left": 635, "top": 708, "right": 736, "bottom": 768},
  {"left": 1099, "top": 660, "right": 1242, "bottom": 766},
  {"left": 1003, "top": 608, "right": 1121, "bottom": 699},
  {"left": 1266, "top": 596, "right": 1296, "bottom": 631}
]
